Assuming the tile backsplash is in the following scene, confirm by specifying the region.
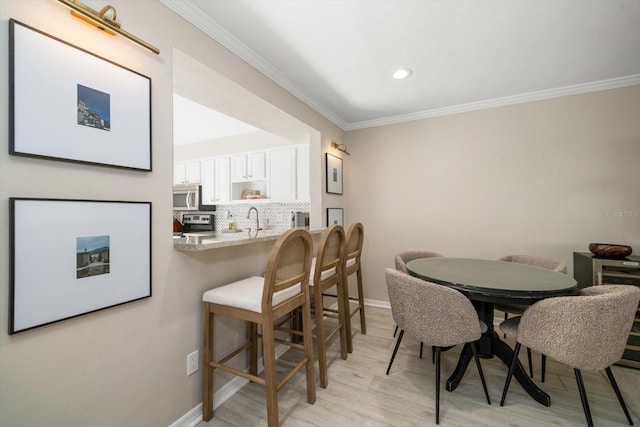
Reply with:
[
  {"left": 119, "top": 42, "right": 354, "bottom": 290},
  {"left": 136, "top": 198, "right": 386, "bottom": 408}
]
[{"left": 174, "top": 201, "right": 311, "bottom": 232}]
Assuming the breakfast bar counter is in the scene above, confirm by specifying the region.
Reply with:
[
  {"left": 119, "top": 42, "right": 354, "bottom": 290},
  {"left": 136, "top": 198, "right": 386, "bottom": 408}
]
[{"left": 173, "top": 227, "right": 326, "bottom": 251}]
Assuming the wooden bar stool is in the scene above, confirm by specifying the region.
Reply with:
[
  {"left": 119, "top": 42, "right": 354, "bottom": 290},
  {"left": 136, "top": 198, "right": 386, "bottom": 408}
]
[
  {"left": 202, "top": 229, "right": 316, "bottom": 427},
  {"left": 343, "top": 222, "right": 366, "bottom": 353},
  {"left": 309, "top": 224, "right": 348, "bottom": 388}
]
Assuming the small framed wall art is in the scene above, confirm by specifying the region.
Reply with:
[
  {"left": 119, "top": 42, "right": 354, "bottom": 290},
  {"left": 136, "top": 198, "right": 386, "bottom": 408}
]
[
  {"left": 9, "top": 19, "right": 152, "bottom": 171},
  {"left": 9, "top": 198, "right": 152, "bottom": 334},
  {"left": 327, "top": 208, "right": 344, "bottom": 226},
  {"left": 326, "top": 153, "right": 343, "bottom": 195}
]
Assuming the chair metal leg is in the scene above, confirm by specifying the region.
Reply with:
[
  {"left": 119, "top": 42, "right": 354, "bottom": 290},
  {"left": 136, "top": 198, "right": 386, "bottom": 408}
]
[
  {"left": 432, "top": 346, "right": 436, "bottom": 364},
  {"left": 420, "top": 342, "right": 424, "bottom": 359},
  {"left": 393, "top": 324, "right": 398, "bottom": 337},
  {"left": 435, "top": 346, "right": 441, "bottom": 425},
  {"left": 503, "top": 312, "right": 508, "bottom": 338},
  {"left": 500, "top": 342, "right": 521, "bottom": 406},
  {"left": 605, "top": 367, "right": 634, "bottom": 425},
  {"left": 575, "top": 368, "right": 594, "bottom": 427},
  {"left": 470, "top": 342, "right": 491, "bottom": 405},
  {"left": 386, "top": 329, "right": 404, "bottom": 375},
  {"left": 527, "top": 347, "right": 533, "bottom": 378},
  {"left": 541, "top": 354, "right": 546, "bottom": 383}
]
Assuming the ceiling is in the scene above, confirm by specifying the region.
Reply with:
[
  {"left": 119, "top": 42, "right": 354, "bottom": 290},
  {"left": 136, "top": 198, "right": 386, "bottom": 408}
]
[
  {"left": 173, "top": 94, "right": 259, "bottom": 145},
  {"left": 163, "top": 0, "right": 640, "bottom": 131}
]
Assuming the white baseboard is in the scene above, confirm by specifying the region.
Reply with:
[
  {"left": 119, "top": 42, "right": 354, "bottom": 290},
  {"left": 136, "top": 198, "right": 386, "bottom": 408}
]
[
  {"left": 169, "top": 342, "right": 291, "bottom": 427},
  {"left": 170, "top": 302, "right": 389, "bottom": 426},
  {"left": 169, "top": 403, "right": 202, "bottom": 427},
  {"left": 364, "top": 298, "right": 390, "bottom": 309}
]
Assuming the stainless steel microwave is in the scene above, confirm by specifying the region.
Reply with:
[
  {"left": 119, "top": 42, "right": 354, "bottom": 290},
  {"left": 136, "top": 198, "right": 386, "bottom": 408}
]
[{"left": 173, "top": 184, "right": 201, "bottom": 211}]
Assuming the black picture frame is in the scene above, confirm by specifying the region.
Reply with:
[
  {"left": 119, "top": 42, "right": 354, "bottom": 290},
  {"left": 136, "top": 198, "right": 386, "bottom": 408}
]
[
  {"left": 327, "top": 208, "right": 344, "bottom": 226},
  {"left": 9, "top": 19, "right": 152, "bottom": 171},
  {"left": 9, "top": 198, "right": 152, "bottom": 334},
  {"left": 325, "top": 153, "right": 343, "bottom": 195}
]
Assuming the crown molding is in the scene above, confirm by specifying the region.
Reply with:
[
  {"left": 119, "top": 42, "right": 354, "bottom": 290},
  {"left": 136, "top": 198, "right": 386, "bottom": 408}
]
[
  {"left": 162, "top": 1, "right": 639, "bottom": 133},
  {"left": 344, "top": 74, "right": 640, "bottom": 131},
  {"left": 160, "top": 0, "right": 347, "bottom": 130}
]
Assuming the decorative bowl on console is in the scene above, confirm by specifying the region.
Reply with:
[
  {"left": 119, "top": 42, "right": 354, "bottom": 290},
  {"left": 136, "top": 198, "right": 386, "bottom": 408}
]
[{"left": 588, "top": 243, "right": 633, "bottom": 259}]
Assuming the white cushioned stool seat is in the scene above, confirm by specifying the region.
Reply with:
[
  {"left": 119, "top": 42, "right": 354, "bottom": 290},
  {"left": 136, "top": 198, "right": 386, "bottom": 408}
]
[
  {"left": 345, "top": 257, "right": 356, "bottom": 269},
  {"left": 203, "top": 276, "right": 300, "bottom": 313},
  {"left": 309, "top": 257, "right": 337, "bottom": 285}
]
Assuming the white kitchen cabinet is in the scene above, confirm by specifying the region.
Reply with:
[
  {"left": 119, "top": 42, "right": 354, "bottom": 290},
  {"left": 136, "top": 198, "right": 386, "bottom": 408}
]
[
  {"left": 215, "top": 157, "right": 231, "bottom": 202},
  {"left": 231, "top": 151, "right": 266, "bottom": 182},
  {"left": 268, "top": 147, "right": 297, "bottom": 201},
  {"left": 200, "top": 159, "right": 216, "bottom": 204},
  {"left": 174, "top": 160, "right": 201, "bottom": 185},
  {"left": 200, "top": 157, "right": 231, "bottom": 204}
]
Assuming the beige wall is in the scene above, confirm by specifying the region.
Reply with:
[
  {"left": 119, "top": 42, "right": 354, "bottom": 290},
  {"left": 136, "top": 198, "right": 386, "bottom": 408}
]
[
  {"left": 0, "top": 1, "right": 343, "bottom": 426},
  {"left": 2, "top": 2, "right": 639, "bottom": 426},
  {"left": 345, "top": 86, "right": 640, "bottom": 302}
]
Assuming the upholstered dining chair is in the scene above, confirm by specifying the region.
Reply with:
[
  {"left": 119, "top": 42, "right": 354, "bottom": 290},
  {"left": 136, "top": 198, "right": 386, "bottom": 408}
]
[
  {"left": 308, "top": 224, "right": 348, "bottom": 388},
  {"left": 385, "top": 268, "right": 491, "bottom": 424},
  {"left": 500, "top": 285, "right": 640, "bottom": 427},
  {"left": 394, "top": 250, "right": 443, "bottom": 360},
  {"left": 494, "top": 254, "right": 567, "bottom": 381},
  {"left": 202, "top": 229, "right": 316, "bottom": 427}
]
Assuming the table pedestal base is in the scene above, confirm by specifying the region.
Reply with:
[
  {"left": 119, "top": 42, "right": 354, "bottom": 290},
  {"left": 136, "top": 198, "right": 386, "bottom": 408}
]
[{"left": 445, "top": 331, "right": 551, "bottom": 407}]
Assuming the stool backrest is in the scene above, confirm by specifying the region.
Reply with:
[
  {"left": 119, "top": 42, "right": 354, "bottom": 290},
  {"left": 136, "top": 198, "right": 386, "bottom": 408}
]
[
  {"left": 345, "top": 222, "right": 364, "bottom": 272},
  {"left": 262, "top": 228, "right": 313, "bottom": 313},
  {"left": 314, "top": 225, "right": 345, "bottom": 286}
]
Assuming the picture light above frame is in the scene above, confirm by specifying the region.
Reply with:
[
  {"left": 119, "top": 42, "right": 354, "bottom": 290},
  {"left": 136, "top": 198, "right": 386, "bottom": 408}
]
[{"left": 55, "top": 0, "right": 160, "bottom": 55}]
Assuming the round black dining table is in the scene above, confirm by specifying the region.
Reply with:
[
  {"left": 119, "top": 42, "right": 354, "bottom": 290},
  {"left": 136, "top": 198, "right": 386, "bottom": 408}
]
[{"left": 406, "top": 257, "right": 578, "bottom": 407}]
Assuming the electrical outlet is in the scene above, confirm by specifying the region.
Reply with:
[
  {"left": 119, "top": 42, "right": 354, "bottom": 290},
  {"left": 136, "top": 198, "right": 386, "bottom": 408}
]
[{"left": 187, "top": 350, "right": 199, "bottom": 376}]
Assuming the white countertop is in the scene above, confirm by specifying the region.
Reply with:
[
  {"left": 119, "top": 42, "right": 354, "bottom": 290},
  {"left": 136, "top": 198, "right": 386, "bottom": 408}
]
[{"left": 173, "top": 227, "right": 325, "bottom": 251}]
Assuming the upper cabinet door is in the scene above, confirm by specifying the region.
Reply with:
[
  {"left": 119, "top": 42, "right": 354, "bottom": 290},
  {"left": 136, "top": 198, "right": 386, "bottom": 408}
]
[
  {"left": 215, "top": 157, "right": 231, "bottom": 202},
  {"left": 174, "top": 160, "right": 201, "bottom": 184},
  {"left": 231, "top": 154, "right": 248, "bottom": 182},
  {"left": 248, "top": 151, "right": 266, "bottom": 180},
  {"left": 200, "top": 159, "right": 216, "bottom": 204},
  {"left": 185, "top": 160, "right": 201, "bottom": 183},
  {"left": 231, "top": 151, "right": 266, "bottom": 182},
  {"left": 173, "top": 162, "right": 187, "bottom": 185}
]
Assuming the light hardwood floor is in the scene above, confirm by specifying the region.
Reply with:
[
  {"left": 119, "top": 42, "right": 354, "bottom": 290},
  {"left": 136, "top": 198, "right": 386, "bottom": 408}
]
[{"left": 198, "top": 305, "right": 639, "bottom": 426}]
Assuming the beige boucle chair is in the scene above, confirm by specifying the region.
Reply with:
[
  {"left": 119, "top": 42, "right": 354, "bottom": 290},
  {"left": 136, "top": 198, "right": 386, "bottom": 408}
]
[
  {"left": 494, "top": 254, "right": 567, "bottom": 381},
  {"left": 385, "top": 268, "right": 491, "bottom": 425},
  {"left": 202, "top": 229, "right": 316, "bottom": 427},
  {"left": 394, "top": 250, "right": 443, "bottom": 360},
  {"left": 499, "top": 285, "right": 640, "bottom": 427}
]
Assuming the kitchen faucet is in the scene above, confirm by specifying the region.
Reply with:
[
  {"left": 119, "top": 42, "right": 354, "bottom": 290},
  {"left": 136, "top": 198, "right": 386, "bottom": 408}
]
[{"left": 247, "top": 206, "right": 262, "bottom": 233}]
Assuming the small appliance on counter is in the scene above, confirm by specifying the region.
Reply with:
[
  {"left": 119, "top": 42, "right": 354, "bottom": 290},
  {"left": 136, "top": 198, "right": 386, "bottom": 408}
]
[
  {"left": 291, "top": 211, "right": 309, "bottom": 228},
  {"left": 181, "top": 213, "right": 215, "bottom": 236}
]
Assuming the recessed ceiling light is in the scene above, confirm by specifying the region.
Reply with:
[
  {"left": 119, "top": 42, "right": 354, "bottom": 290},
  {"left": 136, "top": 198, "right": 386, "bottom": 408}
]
[{"left": 392, "top": 68, "right": 413, "bottom": 80}]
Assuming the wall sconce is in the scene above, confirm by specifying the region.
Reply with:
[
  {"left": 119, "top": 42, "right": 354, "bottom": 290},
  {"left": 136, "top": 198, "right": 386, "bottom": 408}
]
[
  {"left": 331, "top": 141, "right": 350, "bottom": 155},
  {"left": 56, "top": 0, "right": 160, "bottom": 55}
]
